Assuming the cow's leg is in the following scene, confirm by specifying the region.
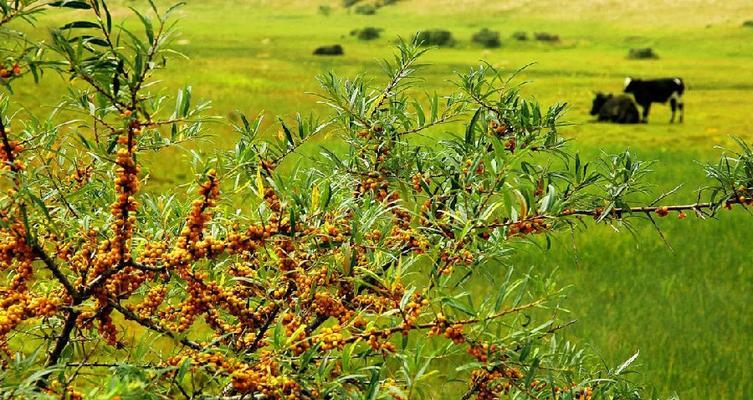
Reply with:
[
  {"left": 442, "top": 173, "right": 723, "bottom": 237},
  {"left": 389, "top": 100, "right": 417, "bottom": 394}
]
[
  {"left": 640, "top": 103, "right": 650, "bottom": 123},
  {"left": 678, "top": 97, "right": 685, "bottom": 123},
  {"left": 669, "top": 98, "right": 677, "bottom": 123}
]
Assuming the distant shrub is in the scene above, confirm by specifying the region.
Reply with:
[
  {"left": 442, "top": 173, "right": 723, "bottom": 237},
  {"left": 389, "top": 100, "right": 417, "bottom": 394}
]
[
  {"left": 471, "top": 28, "right": 501, "bottom": 48},
  {"left": 743, "top": 20, "right": 753, "bottom": 27},
  {"left": 313, "top": 44, "right": 344, "bottom": 56},
  {"left": 351, "top": 27, "right": 382, "bottom": 40},
  {"left": 318, "top": 5, "right": 332, "bottom": 15},
  {"left": 380, "top": 0, "right": 399, "bottom": 5},
  {"left": 534, "top": 32, "right": 560, "bottom": 42},
  {"left": 414, "top": 29, "right": 455, "bottom": 47},
  {"left": 343, "top": 0, "right": 361, "bottom": 7},
  {"left": 628, "top": 47, "right": 658, "bottom": 59},
  {"left": 354, "top": 4, "right": 377, "bottom": 15},
  {"left": 511, "top": 31, "right": 528, "bottom": 41}
]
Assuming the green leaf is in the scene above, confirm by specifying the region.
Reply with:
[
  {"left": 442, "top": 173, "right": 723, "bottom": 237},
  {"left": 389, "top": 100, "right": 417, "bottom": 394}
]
[
  {"left": 465, "top": 107, "right": 482, "bottom": 145},
  {"left": 60, "top": 21, "right": 100, "bottom": 30},
  {"left": 279, "top": 118, "right": 294, "bottom": 147},
  {"left": 49, "top": 1, "right": 92, "bottom": 9},
  {"left": 614, "top": 351, "right": 639, "bottom": 375},
  {"left": 442, "top": 297, "right": 475, "bottom": 317},
  {"left": 131, "top": 8, "right": 155, "bottom": 44}
]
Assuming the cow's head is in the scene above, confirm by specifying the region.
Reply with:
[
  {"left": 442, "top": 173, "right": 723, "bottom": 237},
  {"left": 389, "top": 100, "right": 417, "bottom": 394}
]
[
  {"left": 623, "top": 77, "right": 638, "bottom": 93},
  {"left": 590, "top": 92, "right": 612, "bottom": 115}
]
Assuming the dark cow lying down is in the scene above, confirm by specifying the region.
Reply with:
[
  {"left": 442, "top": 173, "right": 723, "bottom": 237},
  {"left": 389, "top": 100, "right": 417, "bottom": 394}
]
[
  {"left": 590, "top": 92, "right": 640, "bottom": 124},
  {"left": 624, "top": 77, "right": 685, "bottom": 123}
]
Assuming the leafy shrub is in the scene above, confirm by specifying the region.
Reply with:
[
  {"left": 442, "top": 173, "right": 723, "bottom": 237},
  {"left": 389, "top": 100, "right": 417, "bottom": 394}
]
[
  {"left": 1, "top": 1, "right": 752, "bottom": 399},
  {"left": 313, "top": 44, "right": 344, "bottom": 55},
  {"left": 343, "top": 0, "right": 361, "bottom": 7},
  {"left": 354, "top": 4, "right": 377, "bottom": 14},
  {"left": 743, "top": 19, "right": 753, "bottom": 27},
  {"left": 414, "top": 29, "right": 455, "bottom": 47},
  {"left": 534, "top": 31, "right": 560, "bottom": 42},
  {"left": 380, "top": 0, "right": 399, "bottom": 5},
  {"left": 628, "top": 47, "right": 658, "bottom": 59},
  {"left": 318, "top": 4, "right": 332, "bottom": 15},
  {"left": 511, "top": 30, "right": 529, "bottom": 41},
  {"left": 471, "top": 28, "right": 501, "bottom": 48},
  {"left": 351, "top": 26, "right": 382, "bottom": 40}
]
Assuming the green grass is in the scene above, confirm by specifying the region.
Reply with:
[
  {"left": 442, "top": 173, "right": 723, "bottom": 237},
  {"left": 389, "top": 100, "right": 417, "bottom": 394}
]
[{"left": 7, "top": 0, "right": 753, "bottom": 397}]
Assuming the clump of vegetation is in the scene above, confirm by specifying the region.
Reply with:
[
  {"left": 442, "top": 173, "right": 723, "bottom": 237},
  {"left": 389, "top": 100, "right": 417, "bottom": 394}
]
[
  {"left": 511, "top": 31, "right": 529, "bottom": 41},
  {"left": 415, "top": 29, "right": 455, "bottom": 47},
  {"left": 344, "top": 0, "right": 398, "bottom": 15},
  {"left": 471, "top": 28, "right": 501, "bottom": 48},
  {"left": 743, "top": 20, "right": 753, "bottom": 27},
  {"left": 2, "top": 1, "right": 753, "bottom": 399},
  {"left": 534, "top": 31, "right": 560, "bottom": 42},
  {"left": 351, "top": 26, "right": 382, "bottom": 40},
  {"left": 354, "top": 4, "right": 377, "bottom": 15},
  {"left": 628, "top": 47, "right": 659, "bottom": 59},
  {"left": 318, "top": 4, "right": 332, "bottom": 15},
  {"left": 313, "top": 44, "right": 344, "bottom": 55}
]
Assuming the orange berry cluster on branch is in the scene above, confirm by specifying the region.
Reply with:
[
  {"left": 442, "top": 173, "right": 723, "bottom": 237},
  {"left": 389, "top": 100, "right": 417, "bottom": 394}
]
[
  {"left": 0, "top": 63, "right": 21, "bottom": 79},
  {"left": 399, "top": 295, "right": 429, "bottom": 333},
  {"left": 366, "top": 328, "right": 397, "bottom": 353},
  {"left": 411, "top": 173, "right": 430, "bottom": 192},
  {"left": 357, "top": 172, "right": 391, "bottom": 201},
  {"left": 110, "top": 142, "right": 141, "bottom": 262},
  {"left": 467, "top": 342, "right": 501, "bottom": 363},
  {"left": 0, "top": 292, "right": 60, "bottom": 351},
  {"left": 228, "top": 351, "right": 303, "bottom": 398},
  {"left": 68, "top": 162, "right": 94, "bottom": 188},
  {"left": 428, "top": 313, "right": 465, "bottom": 344},
  {"left": 469, "top": 367, "right": 522, "bottom": 400},
  {"left": 177, "top": 169, "right": 222, "bottom": 256},
  {"left": 507, "top": 216, "right": 551, "bottom": 237},
  {"left": 0, "top": 138, "right": 24, "bottom": 171},
  {"left": 489, "top": 120, "right": 511, "bottom": 138}
]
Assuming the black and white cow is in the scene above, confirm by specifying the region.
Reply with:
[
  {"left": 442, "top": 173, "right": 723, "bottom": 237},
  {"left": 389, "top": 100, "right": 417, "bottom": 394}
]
[{"left": 623, "top": 77, "right": 685, "bottom": 123}]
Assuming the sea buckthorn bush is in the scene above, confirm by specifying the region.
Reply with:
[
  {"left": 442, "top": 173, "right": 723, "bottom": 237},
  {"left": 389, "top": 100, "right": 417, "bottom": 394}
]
[{"left": 1, "top": 1, "right": 752, "bottom": 399}]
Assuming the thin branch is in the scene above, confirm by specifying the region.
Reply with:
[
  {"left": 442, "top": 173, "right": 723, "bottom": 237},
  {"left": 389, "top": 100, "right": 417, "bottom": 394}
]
[{"left": 110, "top": 301, "right": 202, "bottom": 350}]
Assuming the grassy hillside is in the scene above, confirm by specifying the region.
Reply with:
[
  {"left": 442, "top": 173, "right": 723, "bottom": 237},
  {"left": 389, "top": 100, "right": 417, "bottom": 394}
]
[{"left": 6, "top": 0, "right": 753, "bottom": 397}]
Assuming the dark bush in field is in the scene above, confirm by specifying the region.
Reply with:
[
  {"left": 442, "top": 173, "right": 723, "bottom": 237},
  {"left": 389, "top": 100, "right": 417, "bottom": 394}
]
[
  {"left": 628, "top": 47, "right": 658, "bottom": 59},
  {"left": 351, "top": 26, "right": 382, "bottom": 40},
  {"left": 414, "top": 29, "right": 455, "bottom": 47},
  {"left": 743, "top": 20, "right": 753, "bottom": 27},
  {"left": 534, "top": 32, "right": 560, "bottom": 42},
  {"left": 380, "top": 0, "right": 399, "bottom": 5},
  {"left": 318, "top": 4, "right": 332, "bottom": 15},
  {"left": 354, "top": 4, "right": 377, "bottom": 14},
  {"left": 343, "top": 0, "right": 361, "bottom": 7},
  {"left": 313, "top": 44, "right": 344, "bottom": 55},
  {"left": 472, "top": 28, "right": 501, "bottom": 48},
  {"left": 511, "top": 31, "right": 529, "bottom": 41}
]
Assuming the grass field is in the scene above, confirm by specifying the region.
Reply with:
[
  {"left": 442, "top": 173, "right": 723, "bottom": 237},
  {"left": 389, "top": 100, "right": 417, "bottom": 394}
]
[{"left": 9, "top": 0, "right": 753, "bottom": 397}]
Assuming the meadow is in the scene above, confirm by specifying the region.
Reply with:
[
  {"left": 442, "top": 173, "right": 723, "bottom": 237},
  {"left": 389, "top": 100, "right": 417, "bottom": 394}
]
[{"left": 9, "top": 0, "right": 753, "bottom": 397}]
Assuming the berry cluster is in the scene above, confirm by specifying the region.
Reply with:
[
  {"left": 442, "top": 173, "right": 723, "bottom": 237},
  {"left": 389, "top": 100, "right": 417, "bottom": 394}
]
[
  {"left": 0, "top": 63, "right": 21, "bottom": 79},
  {"left": 507, "top": 216, "right": 551, "bottom": 237},
  {"left": 411, "top": 173, "right": 430, "bottom": 192},
  {"left": 0, "top": 136, "right": 24, "bottom": 171},
  {"left": 489, "top": 120, "right": 512, "bottom": 138},
  {"left": 429, "top": 313, "right": 465, "bottom": 344},
  {"left": 469, "top": 367, "right": 521, "bottom": 399}
]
